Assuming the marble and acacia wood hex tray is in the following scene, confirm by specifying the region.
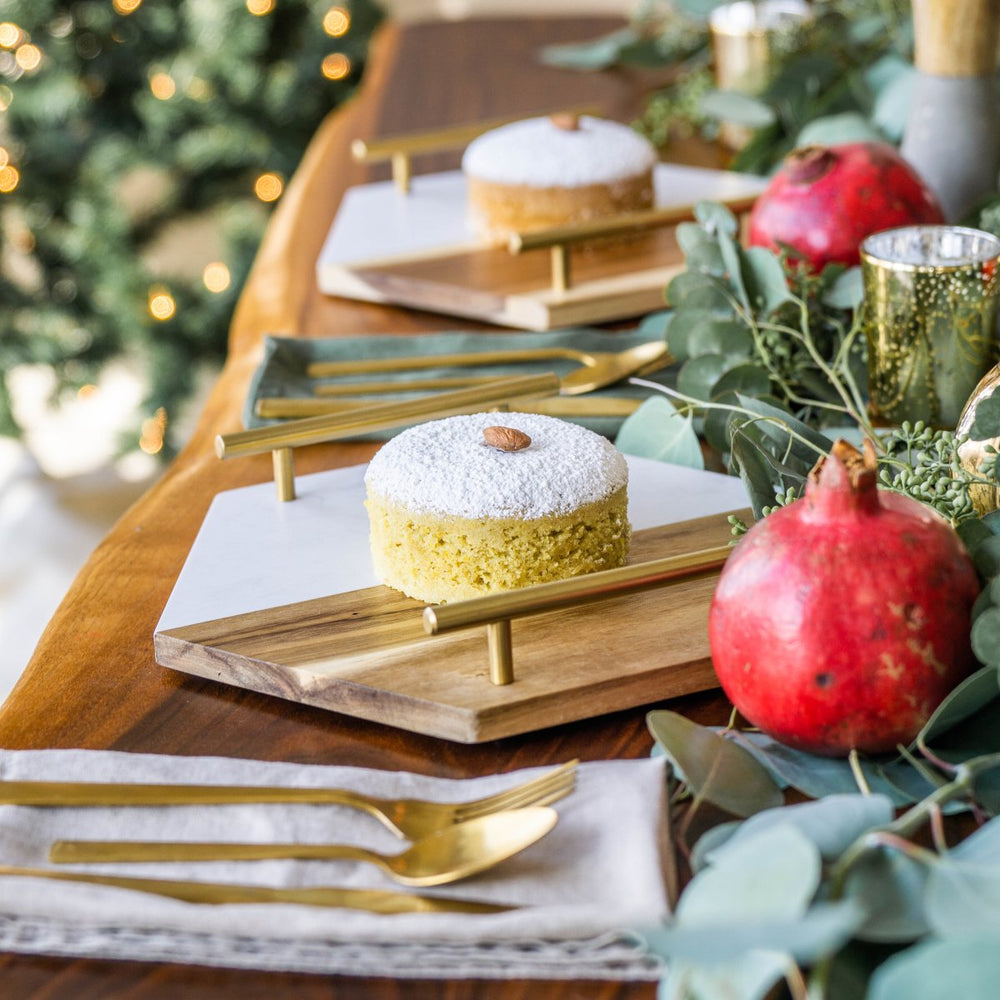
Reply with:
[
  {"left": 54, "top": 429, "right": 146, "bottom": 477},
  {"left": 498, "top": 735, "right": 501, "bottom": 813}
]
[
  {"left": 154, "top": 457, "right": 750, "bottom": 743},
  {"left": 315, "top": 166, "right": 767, "bottom": 331}
]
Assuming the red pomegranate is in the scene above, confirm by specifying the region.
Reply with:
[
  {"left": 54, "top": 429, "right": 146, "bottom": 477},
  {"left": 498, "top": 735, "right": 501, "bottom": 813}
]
[
  {"left": 748, "top": 142, "right": 945, "bottom": 270},
  {"left": 708, "top": 439, "right": 979, "bottom": 757}
]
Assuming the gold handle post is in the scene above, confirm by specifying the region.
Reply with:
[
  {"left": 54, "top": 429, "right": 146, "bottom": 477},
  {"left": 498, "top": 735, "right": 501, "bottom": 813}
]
[{"left": 423, "top": 544, "right": 733, "bottom": 685}]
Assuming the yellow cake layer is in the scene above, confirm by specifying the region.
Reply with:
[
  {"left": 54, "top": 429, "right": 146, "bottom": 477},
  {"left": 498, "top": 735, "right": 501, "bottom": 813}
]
[
  {"left": 466, "top": 172, "right": 654, "bottom": 238},
  {"left": 366, "top": 485, "right": 630, "bottom": 604}
]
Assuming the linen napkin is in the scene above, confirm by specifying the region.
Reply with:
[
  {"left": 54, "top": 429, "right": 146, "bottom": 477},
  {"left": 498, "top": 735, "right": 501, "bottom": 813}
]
[
  {"left": 0, "top": 750, "right": 670, "bottom": 980},
  {"left": 244, "top": 328, "right": 675, "bottom": 439}
]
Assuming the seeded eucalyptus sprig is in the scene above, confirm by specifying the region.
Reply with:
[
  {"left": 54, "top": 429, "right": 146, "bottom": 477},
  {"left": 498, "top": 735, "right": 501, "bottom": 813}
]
[{"left": 620, "top": 201, "right": 994, "bottom": 525}]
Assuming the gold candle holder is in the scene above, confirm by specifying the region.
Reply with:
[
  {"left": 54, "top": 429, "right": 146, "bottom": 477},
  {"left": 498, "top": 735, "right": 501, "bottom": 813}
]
[
  {"left": 861, "top": 225, "right": 1000, "bottom": 429},
  {"left": 709, "top": 0, "right": 812, "bottom": 149}
]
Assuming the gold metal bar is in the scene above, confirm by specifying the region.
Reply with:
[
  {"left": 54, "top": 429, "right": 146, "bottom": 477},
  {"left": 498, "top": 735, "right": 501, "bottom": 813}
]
[
  {"left": 424, "top": 544, "right": 732, "bottom": 635},
  {"left": 217, "top": 374, "right": 561, "bottom": 460},
  {"left": 391, "top": 151, "right": 412, "bottom": 193},
  {"left": 350, "top": 106, "right": 602, "bottom": 164},
  {"left": 0, "top": 865, "right": 512, "bottom": 914},
  {"left": 305, "top": 347, "right": 585, "bottom": 378},
  {"left": 487, "top": 620, "right": 514, "bottom": 685},
  {"left": 314, "top": 374, "right": 514, "bottom": 395},
  {"left": 272, "top": 446, "right": 296, "bottom": 502},
  {"left": 255, "top": 395, "right": 642, "bottom": 420},
  {"left": 508, "top": 195, "right": 760, "bottom": 255},
  {"left": 550, "top": 244, "right": 570, "bottom": 293}
]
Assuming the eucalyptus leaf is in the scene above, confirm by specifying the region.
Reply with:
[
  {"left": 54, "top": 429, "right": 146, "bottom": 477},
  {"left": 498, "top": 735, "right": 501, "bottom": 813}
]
[
  {"left": 732, "top": 393, "right": 835, "bottom": 464},
  {"left": 690, "top": 819, "right": 741, "bottom": 873},
  {"left": 951, "top": 811, "right": 1000, "bottom": 864},
  {"left": 637, "top": 309, "right": 672, "bottom": 339},
  {"left": 794, "top": 111, "right": 885, "bottom": 148},
  {"left": 969, "top": 392, "right": 1000, "bottom": 440},
  {"left": 718, "top": 228, "right": 750, "bottom": 311},
  {"left": 700, "top": 89, "right": 778, "bottom": 128},
  {"left": 695, "top": 200, "right": 739, "bottom": 238},
  {"left": 730, "top": 429, "right": 793, "bottom": 516},
  {"left": 538, "top": 26, "right": 640, "bottom": 70},
  {"left": 868, "top": 935, "right": 1000, "bottom": 1000},
  {"left": 957, "top": 517, "right": 995, "bottom": 557},
  {"left": 676, "top": 221, "right": 726, "bottom": 272},
  {"left": 868, "top": 59, "right": 914, "bottom": 142},
  {"left": 667, "top": 271, "right": 734, "bottom": 311},
  {"left": 841, "top": 845, "right": 932, "bottom": 942},
  {"left": 973, "top": 536, "right": 1000, "bottom": 580},
  {"left": 918, "top": 667, "right": 1000, "bottom": 745},
  {"left": 658, "top": 953, "right": 789, "bottom": 1000},
  {"left": 925, "top": 855, "right": 1000, "bottom": 936},
  {"left": 647, "top": 710, "right": 784, "bottom": 817},
  {"left": 684, "top": 317, "right": 753, "bottom": 362},
  {"left": 712, "top": 363, "right": 773, "bottom": 402},
  {"left": 699, "top": 794, "right": 895, "bottom": 865},
  {"left": 615, "top": 397, "right": 704, "bottom": 469},
  {"left": 677, "top": 352, "right": 739, "bottom": 401},
  {"left": 822, "top": 266, "right": 864, "bottom": 311},
  {"left": 741, "top": 247, "right": 793, "bottom": 315},
  {"left": 640, "top": 900, "right": 864, "bottom": 965},
  {"left": 676, "top": 825, "right": 821, "bottom": 927},
  {"left": 732, "top": 731, "right": 922, "bottom": 806}
]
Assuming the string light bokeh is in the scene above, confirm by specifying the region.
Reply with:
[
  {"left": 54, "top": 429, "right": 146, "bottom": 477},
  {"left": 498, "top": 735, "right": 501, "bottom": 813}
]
[{"left": 0, "top": 0, "right": 381, "bottom": 459}]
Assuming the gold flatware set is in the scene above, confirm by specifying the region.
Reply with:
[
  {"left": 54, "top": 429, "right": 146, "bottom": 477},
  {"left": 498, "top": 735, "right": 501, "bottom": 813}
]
[
  {"left": 0, "top": 761, "right": 578, "bottom": 912},
  {"left": 254, "top": 340, "right": 671, "bottom": 421}
]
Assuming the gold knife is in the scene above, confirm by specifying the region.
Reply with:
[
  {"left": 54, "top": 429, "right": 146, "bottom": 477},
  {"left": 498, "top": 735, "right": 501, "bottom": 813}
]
[{"left": 0, "top": 864, "right": 513, "bottom": 914}]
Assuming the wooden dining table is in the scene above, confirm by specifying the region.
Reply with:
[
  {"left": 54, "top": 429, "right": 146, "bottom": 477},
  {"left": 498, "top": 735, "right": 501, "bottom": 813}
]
[{"left": 0, "top": 14, "right": 737, "bottom": 999}]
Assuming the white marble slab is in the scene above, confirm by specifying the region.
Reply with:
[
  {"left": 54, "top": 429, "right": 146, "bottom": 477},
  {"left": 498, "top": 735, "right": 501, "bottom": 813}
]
[
  {"left": 157, "top": 456, "right": 749, "bottom": 632},
  {"left": 317, "top": 164, "right": 767, "bottom": 272}
]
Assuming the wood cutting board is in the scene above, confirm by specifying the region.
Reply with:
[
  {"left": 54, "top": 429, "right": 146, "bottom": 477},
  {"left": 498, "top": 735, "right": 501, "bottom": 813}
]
[
  {"left": 154, "top": 458, "right": 751, "bottom": 743},
  {"left": 316, "top": 166, "right": 767, "bottom": 330}
]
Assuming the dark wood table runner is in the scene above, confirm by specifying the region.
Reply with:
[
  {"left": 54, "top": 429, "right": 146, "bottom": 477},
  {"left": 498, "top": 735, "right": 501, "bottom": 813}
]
[{"left": 0, "top": 16, "right": 732, "bottom": 998}]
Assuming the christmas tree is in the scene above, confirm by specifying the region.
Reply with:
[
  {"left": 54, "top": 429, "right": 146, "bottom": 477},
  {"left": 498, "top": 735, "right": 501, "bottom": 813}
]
[{"left": 0, "top": 0, "right": 381, "bottom": 457}]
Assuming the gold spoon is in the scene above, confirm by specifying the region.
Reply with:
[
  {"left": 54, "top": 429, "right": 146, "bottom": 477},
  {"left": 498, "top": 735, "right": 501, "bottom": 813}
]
[{"left": 49, "top": 806, "right": 558, "bottom": 888}]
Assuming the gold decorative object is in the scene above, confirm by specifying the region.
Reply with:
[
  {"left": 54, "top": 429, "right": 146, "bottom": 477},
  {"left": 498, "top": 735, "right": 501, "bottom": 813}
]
[
  {"left": 709, "top": 0, "right": 813, "bottom": 149},
  {"left": 861, "top": 225, "right": 1000, "bottom": 428},
  {"left": 216, "top": 373, "right": 560, "bottom": 501},
  {"left": 507, "top": 197, "right": 759, "bottom": 292},
  {"left": 0, "top": 865, "right": 511, "bottom": 913},
  {"left": 424, "top": 544, "right": 731, "bottom": 686},
  {"left": 0, "top": 760, "right": 577, "bottom": 840},
  {"left": 956, "top": 364, "right": 1000, "bottom": 514},
  {"left": 351, "top": 107, "right": 600, "bottom": 193},
  {"left": 49, "top": 806, "right": 560, "bottom": 888}
]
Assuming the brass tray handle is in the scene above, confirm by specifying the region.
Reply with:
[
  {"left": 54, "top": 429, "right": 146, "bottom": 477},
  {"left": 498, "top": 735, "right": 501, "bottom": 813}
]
[
  {"left": 424, "top": 543, "right": 733, "bottom": 685},
  {"left": 351, "top": 106, "right": 602, "bottom": 193},
  {"left": 216, "top": 373, "right": 560, "bottom": 502}
]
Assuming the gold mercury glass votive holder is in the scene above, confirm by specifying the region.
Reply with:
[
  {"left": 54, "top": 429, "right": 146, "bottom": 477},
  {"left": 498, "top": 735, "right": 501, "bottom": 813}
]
[
  {"left": 709, "top": 0, "right": 812, "bottom": 149},
  {"left": 861, "top": 225, "right": 1000, "bottom": 429}
]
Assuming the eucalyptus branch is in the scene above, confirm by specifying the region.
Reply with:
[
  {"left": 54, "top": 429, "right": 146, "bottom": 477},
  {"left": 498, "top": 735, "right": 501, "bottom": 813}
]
[
  {"left": 629, "top": 378, "right": 831, "bottom": 463},
  {"left": 829, "top": 751, "right": 1000, "bottom": 896}
]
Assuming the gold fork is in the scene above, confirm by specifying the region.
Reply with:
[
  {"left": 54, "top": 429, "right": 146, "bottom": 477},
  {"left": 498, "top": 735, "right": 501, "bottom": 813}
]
[
  {"left": 0, "top": 760, "right": 578, "bottom": 841},
  {"left": 305, "top": 340, "right": 671, "bottom": 397}
]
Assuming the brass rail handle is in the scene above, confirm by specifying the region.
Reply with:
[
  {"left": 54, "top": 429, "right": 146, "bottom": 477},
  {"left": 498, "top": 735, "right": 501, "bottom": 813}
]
[
  {"left": 507, "top": 195, "right": 760, "bottom": 255},
  {"left": 215, "top": 373, "right": 560, "bottom": 501},
  {"left": 351, "top": 106, "right": 601, "bottom": 192},
  {"left": 424, "top": 543, "right": 734, "bottom": 685}
]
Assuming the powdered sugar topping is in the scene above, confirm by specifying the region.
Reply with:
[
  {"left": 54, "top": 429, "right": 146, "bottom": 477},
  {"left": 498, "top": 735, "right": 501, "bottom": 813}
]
[
  {"left": 461, "top": 115, "right": 656, "bottom": 188},
  {"left": 365, "top": 412, "right": 628, "bottom": 519}
]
